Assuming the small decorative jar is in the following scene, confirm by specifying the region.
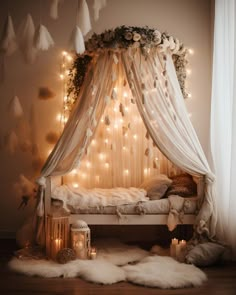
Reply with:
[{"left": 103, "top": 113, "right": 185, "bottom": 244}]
[{"left": 71, "top": 220, "right": 91, "bottom": 259}]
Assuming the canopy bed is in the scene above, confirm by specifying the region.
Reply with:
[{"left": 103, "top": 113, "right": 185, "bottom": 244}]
[{"left": 35, "top": 26, "right": 216, "bottom": 245}]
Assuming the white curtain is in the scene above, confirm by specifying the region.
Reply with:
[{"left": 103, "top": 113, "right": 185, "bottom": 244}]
[
  {"left": 122, "top": 48, "right": 216, "bottom": 237},
  {"left": 210, "top": 0, "right": 236, "bottom": 258}
]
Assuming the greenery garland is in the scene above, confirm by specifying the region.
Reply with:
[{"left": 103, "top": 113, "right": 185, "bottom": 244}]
[{"left": 67, "top": 26, "right": 188, "bottom": 109}]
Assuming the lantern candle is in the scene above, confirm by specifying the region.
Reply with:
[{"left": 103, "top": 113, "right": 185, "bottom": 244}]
[{"left": 71, "top": 220, "right": 91, "bottom": 260}]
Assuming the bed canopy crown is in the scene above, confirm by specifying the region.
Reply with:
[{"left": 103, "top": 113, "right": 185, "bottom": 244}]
[{"left": 37, "top": 26, "right": 216, "bottom": 239}]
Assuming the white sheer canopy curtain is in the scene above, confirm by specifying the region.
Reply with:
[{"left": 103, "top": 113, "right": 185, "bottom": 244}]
[{"left": 210, "top": 0, "right": 236, "bottom": 258}]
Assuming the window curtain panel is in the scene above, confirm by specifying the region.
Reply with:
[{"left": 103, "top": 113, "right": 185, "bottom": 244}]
[{"left": 210, "top": 0, "right": 236, "bottom": 258}]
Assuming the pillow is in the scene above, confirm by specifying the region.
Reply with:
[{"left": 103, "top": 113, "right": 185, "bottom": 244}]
[
  {"left": 165, "top": 174, "right": 197, "bottom": 197},
  {"left": 185, "top": 242, "right": 225, "bottom": 266},
  {"left": 139, "top": 174, "right": 172, "bottom": 200}
]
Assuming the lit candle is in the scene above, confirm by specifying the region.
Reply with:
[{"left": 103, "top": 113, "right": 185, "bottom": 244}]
[
  {"left": 170, "top": 238, "right": 178, "bottom": 258},
  {"left": 90, "top": 248, "right": 97, "bottom": 260},
  {"left": 176, "top": 240, "right": 187, "bottom": 262}
]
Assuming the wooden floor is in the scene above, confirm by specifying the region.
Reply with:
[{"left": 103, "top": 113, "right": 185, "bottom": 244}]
[{"left": 1, "top": 240, "right": 236, "bottom": 295}]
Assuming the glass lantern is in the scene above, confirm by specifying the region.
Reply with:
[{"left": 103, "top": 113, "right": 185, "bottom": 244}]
[
  {"left": 46, "top": 202, "right": 70, "bottom": 261},
  {"left": 71, "top": 220, "right": 91, "bottom": 259}
]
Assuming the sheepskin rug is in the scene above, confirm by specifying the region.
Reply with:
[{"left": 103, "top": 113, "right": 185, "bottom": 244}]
[{"left": 8, "top": 242, "right": 207, "bottom": 288}]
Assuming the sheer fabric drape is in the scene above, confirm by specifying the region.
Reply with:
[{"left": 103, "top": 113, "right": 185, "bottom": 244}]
[
  {"left": 210, "top": 0, "right": 236, "bottom": 257},
  {"left": 122, "top": 48, "right": 216, "bottom": 236}
]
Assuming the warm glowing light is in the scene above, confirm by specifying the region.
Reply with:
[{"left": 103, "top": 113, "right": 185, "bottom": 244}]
[
  {"left": 133, "top": 134, "right": 137, "bottom": 140},
  {"left": 114, "top": 124, "right": 118, "bottom": 129},
  {"left": 56, "top": 113, "right": 62, "bottom": 121},
  {"left": 188, "top": 48, "right": 194, "bottom": 55},
  {"left": 125, "top": 107, "right": 129, "bottom": 112},
  {"left": 122, "top": 146, "right": 127, "bottom": 151},
  {"left": 106, "top": 127, "right": 110, "bottom": 132},
  {"left": 187, "top": 93, "right": 192, "bottom": 98},
  {"left": 71, "top": 169, "right": 77, "bottom": 175},
  {"left": 124, "top": 133, "right": 128, "bottom": 137},
  {"left": 60, "top": 74, "right": 64, "bottom": 80},
  {"left": 86, "top": 161, "right": 91, "bottom": 168},
  {"left": 124, "top": 169, "right": 129, "bottom": 175},
  {"left": 81, "top": 173, "right": 86, "bottom": 179},
  {"left": 99, "top": 153, "right": 105, "bottom": 160},
  {"left": 113, "top": 107, "right": 118, "bottom": 112},
  {"left": 123, "top": 91, "right": 128, "bottom": 98},
  {"left": 48, "top": 149, "right": 52, "bottom": 155},
  {"left": 101, "top": 117, "right": 104, "bottom": 123},
  {"left": 91, "top": 139, "right": 96, "bottom": 146},
  {"left": 63, "top": 116, "right": 68, "bottom": 123},
  {"left": 186, "top": 69, "right": 192, "bottom": 75},
  {"left": 66, "top": 55, "right": 73, "bottom": 61},
  {"left": 73, "top": 183, "right": 79, "bottom": 188},
  {"left": 113, "top": 87, "right": 117, "bottom": 92},
  {"left": 155, "top": 157, "right": 159, "bottom": 161},
  {"left": 62, "top": 51, "right": 68, "bottom": 56},
  {"left": 104, "top": 139, "right": 108, "bottom": 144},
  {"left": 105, "top": 162, "right": 109, "bottom": 168},
  {"left": 64, "top": 96, "right": 68, "bottom": 101},
  {"left": 65, "top": 70, "right": 70, "bottom": 75}
]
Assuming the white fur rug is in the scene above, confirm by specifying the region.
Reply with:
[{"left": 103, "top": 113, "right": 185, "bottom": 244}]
[{"left": 8, "top": 242, "right": 207, "bottom": 288}]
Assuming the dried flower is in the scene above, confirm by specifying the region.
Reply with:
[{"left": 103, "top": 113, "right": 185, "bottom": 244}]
[
  {"left": 124, "top": 31, "right": 133, "bottom": 40},
  {"left": 133, "top": 32, "right": 141, "bottom": 42}
]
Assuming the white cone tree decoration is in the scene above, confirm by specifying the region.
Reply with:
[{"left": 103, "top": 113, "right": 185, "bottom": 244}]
[
  {"left": 18, "top": 14, "right": 37, "bottom": 64},
  {"left": 34, "top": 24, "right": 54, "bottom": 51},
  {"left": 0, "top": 15, "right": 17, "bottom": 56},
  {"left": 8, "top": 96, "right": 24, "bottom": 119},
  {"left": 4, "top": 131, "right": 18, "bottom": 154},
  {"left": 69, "top": 26, "right": 85, "bottom": 54},
  {"left": 77, "top": 0, "right": 91, "bottom": 36},
  {"left": 93, "top": 0, "right": 107, "bottom": 21},
  {"left": 50, "top": 0, "right": 63, "bottom": 19}
]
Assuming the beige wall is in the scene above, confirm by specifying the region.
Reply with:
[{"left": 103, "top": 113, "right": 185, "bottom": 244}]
[{"left": 0, "top": 0, "right": 213, "bottom": 237}]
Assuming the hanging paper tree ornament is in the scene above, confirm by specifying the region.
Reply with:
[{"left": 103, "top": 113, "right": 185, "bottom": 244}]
[
  {"left": 93, "top": 0, "right": 107, "bottom": 21},
  {"left": 8, "top": 96, "right": 24, "bottom": 119},
  {"left": 69, "top": 26, "right": 85, "bottom": 54},
  {"left": 4, "top": 131, "right": 18, "bottom": 154},
  {"left": 18, "top": 14, "right": 37, "bottom": 64},
  {"left": 50, "top": 0, "right": 63, "bottom": 20},
  {"left": 0, "top": 15, "right": 17, "bottom": 56},
  {"left": 34, "top": 24, "right": 54, "bottom": 51},
  {"left": 77, "top": 0, "right": 91, "bottom": 36}
]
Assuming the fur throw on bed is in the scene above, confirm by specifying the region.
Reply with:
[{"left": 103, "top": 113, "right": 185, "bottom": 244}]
[{"left": 52, "top": 185, "right": 149, "bottom": 210}]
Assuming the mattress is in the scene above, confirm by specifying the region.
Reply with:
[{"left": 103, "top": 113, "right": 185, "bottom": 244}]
[{"left": 52, "top": 196, "right": 197, "bottom": 215}]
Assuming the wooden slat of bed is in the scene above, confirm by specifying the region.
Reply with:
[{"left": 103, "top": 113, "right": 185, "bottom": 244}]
[{"left": 69, "top": 214, "right": 196, "bottom": 225}]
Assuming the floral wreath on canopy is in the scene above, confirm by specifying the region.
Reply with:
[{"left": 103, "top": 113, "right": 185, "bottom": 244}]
[{"left": 66, "top": 26, "right": 188, "bottom": 112}]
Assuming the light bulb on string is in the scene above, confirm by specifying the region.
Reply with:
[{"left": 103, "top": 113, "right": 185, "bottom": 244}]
[
  {"left": 188, "top": 48, "right": 194, "bottom": 55},
  {"left": 62, "top": 51, "right": 68, "bottom": 56}
]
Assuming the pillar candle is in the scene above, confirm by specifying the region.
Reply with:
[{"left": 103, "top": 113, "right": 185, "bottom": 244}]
[{"left": 170, "top": 238, "right": 178, "bottom": 258}]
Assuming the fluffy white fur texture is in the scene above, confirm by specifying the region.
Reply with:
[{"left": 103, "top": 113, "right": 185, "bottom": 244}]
[
  {"left": 123, "top": 256, "right": 207, "bottom": 288},
  {"left": 96, "top": 239, "right": 149, "bottom": 266},
  {"left": 8, "top": 258, "right": 125, "bottom": 284},
  {"left": 8, "top": 242, "right": 207, "bottom": 288}
]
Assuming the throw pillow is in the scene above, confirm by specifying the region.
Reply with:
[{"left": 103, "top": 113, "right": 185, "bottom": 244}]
[
  {"left": 140, "top": 174, "right": 172, "bottom": 200},
  {"left": 165, "top": 174, "right": 197, "bottom": 197}
]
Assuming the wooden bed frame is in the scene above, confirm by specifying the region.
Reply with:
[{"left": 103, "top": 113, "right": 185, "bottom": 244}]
[{"left": 44, "top": 176, "right": 205, "bottom": 226}]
